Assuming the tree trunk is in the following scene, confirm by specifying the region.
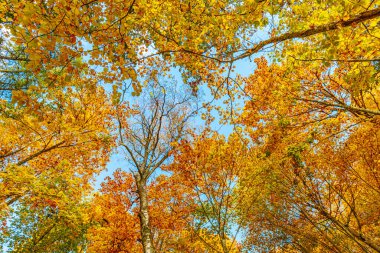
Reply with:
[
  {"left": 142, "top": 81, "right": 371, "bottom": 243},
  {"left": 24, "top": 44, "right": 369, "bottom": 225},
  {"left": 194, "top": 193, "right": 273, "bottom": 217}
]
[
  {"left": 220, "top": 232, "right": 229, "bottom": 253},
  {"left": 137, "top": 179, "right": 156, "bottom": 253}
]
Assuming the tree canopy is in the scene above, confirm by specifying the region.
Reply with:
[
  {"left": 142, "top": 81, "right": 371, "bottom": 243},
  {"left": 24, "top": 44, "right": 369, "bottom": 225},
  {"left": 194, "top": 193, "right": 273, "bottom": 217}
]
[{"left": 1, "top": 0, "right": 379, "bottom": 252}]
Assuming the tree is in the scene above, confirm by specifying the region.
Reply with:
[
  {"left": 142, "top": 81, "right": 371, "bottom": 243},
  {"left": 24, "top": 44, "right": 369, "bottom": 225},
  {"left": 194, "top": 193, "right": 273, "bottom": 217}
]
[
  {"left": 2, "top": 0, "right": 379, "bottom": 94},
  {"left": 1, "top": 162, "right": 94, "bottom": 252},
  {"left": 166, "top": 132, "right": 250, "bottom": 252},
  {"left": 86, "top": 169, "right": 141, "bottom": 253},
  {"left": 236, "top": 11, "right": 380, "bottom": 250},
  {"left": 86, "top": 168, "right": 196, "bottom": 252},
  {"left": 0, "top": 73, "right": 113, "bottom": 252},
  {"left": 115, "top": 80, "right": 196, "bottom": 253}
]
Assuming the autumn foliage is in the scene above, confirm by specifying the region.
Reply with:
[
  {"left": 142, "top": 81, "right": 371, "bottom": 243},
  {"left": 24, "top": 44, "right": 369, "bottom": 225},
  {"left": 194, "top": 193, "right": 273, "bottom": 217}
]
[{"left": 1, "top": 0, "right": 380, "bottom": 252}]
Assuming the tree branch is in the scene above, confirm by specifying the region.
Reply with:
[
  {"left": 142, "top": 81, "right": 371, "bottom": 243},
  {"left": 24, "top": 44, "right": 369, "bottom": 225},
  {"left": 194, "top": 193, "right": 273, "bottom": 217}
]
[{"left": 231, "top": 8, "right": 380, "bottom": 62}]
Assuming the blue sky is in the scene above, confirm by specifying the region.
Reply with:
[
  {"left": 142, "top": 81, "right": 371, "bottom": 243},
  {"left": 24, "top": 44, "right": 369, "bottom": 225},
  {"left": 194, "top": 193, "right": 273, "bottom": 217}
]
[{"left": 93, "top": 56, "right": 259, "bottom": 190}]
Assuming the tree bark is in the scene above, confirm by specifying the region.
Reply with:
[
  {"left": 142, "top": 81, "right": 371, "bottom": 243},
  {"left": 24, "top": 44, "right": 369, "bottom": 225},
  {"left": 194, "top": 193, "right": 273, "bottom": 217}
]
[{"left": 137, "top": 178, "right": 156, "bottom": 253}]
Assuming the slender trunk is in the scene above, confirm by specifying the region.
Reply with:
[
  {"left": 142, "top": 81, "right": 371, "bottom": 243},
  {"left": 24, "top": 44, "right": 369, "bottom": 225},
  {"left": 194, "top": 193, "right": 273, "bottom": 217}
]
[
  {"left": 220, "top": 234, "right": 229, "bottom": 253},
  {"left": 137, "top": 179, "right": 156, "bottom": 253}
]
